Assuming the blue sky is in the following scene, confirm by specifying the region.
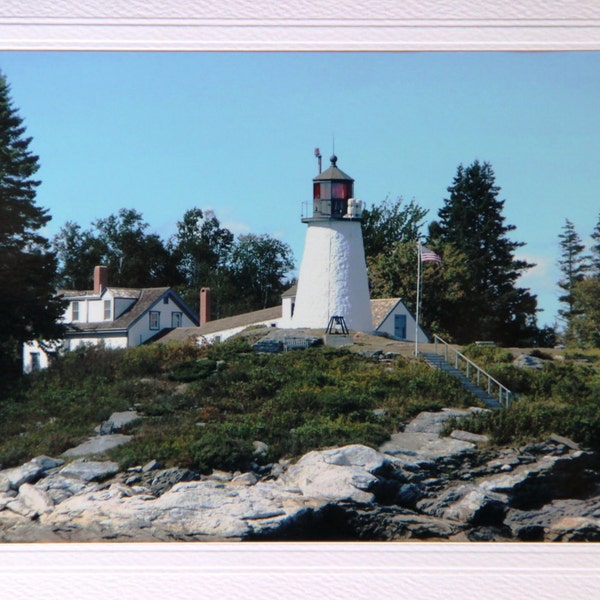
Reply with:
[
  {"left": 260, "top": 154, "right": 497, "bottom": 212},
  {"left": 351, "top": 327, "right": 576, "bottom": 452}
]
[{"left": 1, "top": 52, "right": 598, "bottom": 328}]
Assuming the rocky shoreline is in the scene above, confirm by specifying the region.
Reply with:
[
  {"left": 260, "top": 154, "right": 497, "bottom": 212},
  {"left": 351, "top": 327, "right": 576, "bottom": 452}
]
[{"left": 1, "top": 408, "right": 600, "bottom": 543}]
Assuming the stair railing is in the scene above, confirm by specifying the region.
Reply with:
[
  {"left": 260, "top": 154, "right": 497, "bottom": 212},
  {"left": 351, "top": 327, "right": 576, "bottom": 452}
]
[{"left": 432, "top": 335, "right": 514, "bottom": 408}]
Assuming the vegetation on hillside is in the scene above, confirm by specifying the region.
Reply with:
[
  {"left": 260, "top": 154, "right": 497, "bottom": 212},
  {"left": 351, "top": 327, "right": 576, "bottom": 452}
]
[
  {"left": 3, "top": 338, "right": 600, "bottom": 473},
  {"left": 443, "top": 345, "right": 600, "bottom": 449},
  {"left": 0, "top": 338, "right": 473, "bottom": 472}
]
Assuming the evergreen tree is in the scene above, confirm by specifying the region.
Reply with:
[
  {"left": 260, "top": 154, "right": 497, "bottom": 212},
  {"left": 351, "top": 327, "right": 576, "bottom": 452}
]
[
  {"left": 590, "top": 213, "right": 600, "bottom": 277},
  {"left": 0, "top": 73, "right": 65, "bottom": 377},
  {"left": 571, "top": 277, "right": 600, "bottom": 348},
  {"left": 558, "top": 218, "right": 590, "bottom": 324},
  {"left": 428, "top": 160, "right": 538, "bottom": 345}
]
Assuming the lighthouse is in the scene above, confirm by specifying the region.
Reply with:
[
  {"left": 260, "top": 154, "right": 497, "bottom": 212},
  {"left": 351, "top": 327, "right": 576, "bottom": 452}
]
[{"left": 290, "top": 154, "right": 372, "bottom": 331}]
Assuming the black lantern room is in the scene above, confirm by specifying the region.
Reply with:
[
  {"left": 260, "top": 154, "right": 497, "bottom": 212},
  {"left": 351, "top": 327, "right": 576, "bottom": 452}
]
[{"left": 304, "top": 155, "right": 359, "bottom": 222}]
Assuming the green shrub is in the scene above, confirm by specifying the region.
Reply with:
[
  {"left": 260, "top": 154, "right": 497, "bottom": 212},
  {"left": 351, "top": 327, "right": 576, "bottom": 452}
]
[
  {"left": 441, "top": 398, "right": 600, "bottom": 451},
  {"left": 167, "top": 358, "right": 217, "bottom": 382},
  {"left": 187, "top": 428, "right": 255, "bottom": 473},
  {"left": 486, "top": 364, "right": 534, "bottom": 395},
  {"left": 286, "top": 416, "right": 388, "bottom": 456},
  {"left": 462, "top": 344, "right": 513, "bottom": 367},
  {"left": 529, "top": 349, "right": 553, "bottom": 361}
]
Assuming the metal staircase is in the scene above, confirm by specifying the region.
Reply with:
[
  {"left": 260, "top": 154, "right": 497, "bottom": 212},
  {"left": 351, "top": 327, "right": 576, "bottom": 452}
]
[{"left": 420, "top": 336, "right": 514, "bottom": 410}]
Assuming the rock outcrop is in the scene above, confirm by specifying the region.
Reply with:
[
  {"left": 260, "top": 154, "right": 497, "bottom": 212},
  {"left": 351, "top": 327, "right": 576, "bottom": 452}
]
[{"left": 1, "top": 409, "right": 599, "bottom": 543}]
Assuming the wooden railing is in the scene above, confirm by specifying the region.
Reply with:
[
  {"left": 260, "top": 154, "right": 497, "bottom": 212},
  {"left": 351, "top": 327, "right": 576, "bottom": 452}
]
[{"left": 433, "top": 335, "right": 514, "bottom": 408}]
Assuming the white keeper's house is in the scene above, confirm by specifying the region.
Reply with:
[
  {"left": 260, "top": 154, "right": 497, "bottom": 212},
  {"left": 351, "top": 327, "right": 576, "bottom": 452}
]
[{"left": 22, "top": 265, "right": 198, "bottom": 372}]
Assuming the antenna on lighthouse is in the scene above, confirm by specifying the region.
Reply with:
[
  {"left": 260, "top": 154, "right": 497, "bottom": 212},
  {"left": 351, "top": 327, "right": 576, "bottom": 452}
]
[{"left": 314, "top": 147, "right": 322, "bottom": 173}]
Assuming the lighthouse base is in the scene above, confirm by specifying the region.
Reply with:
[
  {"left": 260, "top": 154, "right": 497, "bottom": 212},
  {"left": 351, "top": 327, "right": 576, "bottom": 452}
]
[{"left": 289, "top": 220, "right": 372, "bottom": 332}]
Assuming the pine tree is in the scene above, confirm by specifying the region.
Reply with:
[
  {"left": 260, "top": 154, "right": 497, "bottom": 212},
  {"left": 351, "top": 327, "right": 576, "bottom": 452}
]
[
  {"left": 590, "top": 213, "right": 600, "bottom": 277},
  {"left": 557, "top": 218, "right": 590, "bottom": 323},
  {"left": 0, "top": 73, "right": 65, "bottom": 377},
  {"left": 428, "top": 160, "right": 538, "bottom": 345}
]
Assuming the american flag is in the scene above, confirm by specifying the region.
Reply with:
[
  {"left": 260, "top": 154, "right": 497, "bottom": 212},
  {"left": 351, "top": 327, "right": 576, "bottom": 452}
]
[{"left": 421, "top": 245, "right": 442, "bottom": 265}]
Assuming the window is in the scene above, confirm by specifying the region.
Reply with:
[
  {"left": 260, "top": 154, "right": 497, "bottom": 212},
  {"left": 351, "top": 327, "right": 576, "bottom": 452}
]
[
  {"left": 149, "top": 311, "right": 160, "bottom": 330},
  {"left": 171, "top": 312, "right": 182, "bottom": 328},
  {"left": 30, "top": 352, "right": 41, "bottom": 372},
  {"left": 72, "top": 301, "right": 80, "bottom": 321},
  {"left": 332, "top": 182, "right": 350, "bottom": 199},
  {"left": 103, "top": 300, "right": 111, "bottom": 320},
  {"left": 394, "top": 314, "right": 407, "bottom": 339},
  {"left": 163, "top": 296, "right": 169, "bottom": 305}
]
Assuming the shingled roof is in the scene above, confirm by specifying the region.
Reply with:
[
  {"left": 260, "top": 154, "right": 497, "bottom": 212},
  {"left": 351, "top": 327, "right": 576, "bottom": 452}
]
[
  {"left": 158, "top": 298, "right": 408, "bottom": 345},
  {"left": 370, "top": 298, "right": 402, "bottom": 330},
  {"left": 65, "top": 287, "right": 198, "bottom": 335}
]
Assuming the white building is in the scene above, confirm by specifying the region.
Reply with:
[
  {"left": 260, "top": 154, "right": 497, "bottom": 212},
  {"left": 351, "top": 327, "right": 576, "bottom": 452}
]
[
  {"left": 23, "top": 266, "right": 198, "bottom": 372},
  {"left": 283, "top": 154, "right": 372, "bottom": 331}
]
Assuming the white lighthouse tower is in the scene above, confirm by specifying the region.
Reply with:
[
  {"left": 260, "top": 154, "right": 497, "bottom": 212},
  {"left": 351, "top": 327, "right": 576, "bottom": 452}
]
[{"left": 290, "top": 154, "right": 372, "bottom": 331}]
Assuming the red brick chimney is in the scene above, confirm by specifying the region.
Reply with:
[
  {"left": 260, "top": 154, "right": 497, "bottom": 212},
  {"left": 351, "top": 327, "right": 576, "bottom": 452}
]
[
  {"left": 200, "top": 287, "right": 212, "bottom": 326},
  {"left": 94, "top": 265, "right": 108, "bottom": 294}
]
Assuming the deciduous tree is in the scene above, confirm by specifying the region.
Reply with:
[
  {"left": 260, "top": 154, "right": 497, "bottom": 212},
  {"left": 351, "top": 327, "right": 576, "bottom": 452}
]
[
  {"left": 170, "top": 207, "right": 234, "bottom": 316},
  {"left": 228, "top": 233, "right": 295, "bottom": 312},
  {"left": 361, "top": 196, "right": 427, "bottom": 260},
  {"left": 52, "top": 221, "right": 105, "bottom": 289}
]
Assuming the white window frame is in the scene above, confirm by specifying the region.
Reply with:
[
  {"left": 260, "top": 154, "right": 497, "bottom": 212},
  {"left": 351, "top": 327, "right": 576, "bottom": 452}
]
[
  {"left": 103, "top": 299, "right": 111, "bottom": 320},
  {"left": 72, "top": 301, "right": 80, "bottom": 321},
  {"left": 171, "top": 312, "right": 182, "bottom": 328},
  {"left": 149, "top": 311, "right": 160, "bottom": 330},
  {"left": 30, "top": 352, "right": 41, "bottom": 372}
]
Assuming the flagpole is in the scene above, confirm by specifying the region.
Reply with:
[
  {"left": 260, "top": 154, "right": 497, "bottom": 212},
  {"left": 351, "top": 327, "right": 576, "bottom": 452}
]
[{"left": 415, "top": 239, "right": 421, "bottom": 357}]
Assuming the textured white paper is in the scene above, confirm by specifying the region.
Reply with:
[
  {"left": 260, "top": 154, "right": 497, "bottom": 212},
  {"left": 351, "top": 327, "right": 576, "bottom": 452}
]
[{"left": 0, "top": 2, "right": 599, "bottom": 599}]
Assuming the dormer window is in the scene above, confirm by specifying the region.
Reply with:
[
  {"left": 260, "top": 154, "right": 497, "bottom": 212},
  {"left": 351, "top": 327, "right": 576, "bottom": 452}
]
[
  {"left": 103, "top": 300, "right": 111, "bottom": 320},
  {"left": 72, "top": 301, "right": 80, "bottom": 321}
]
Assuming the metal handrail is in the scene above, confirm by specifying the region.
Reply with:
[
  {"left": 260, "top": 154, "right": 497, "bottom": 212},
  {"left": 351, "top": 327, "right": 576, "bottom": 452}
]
[{"left": 432, "top": 335, "right": 514, "bottom": 408}]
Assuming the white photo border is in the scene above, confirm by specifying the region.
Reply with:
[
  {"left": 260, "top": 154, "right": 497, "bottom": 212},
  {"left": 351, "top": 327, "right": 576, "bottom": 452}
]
[
  {"left": 1, "top": 0, "right": 600, "bottom": 51},
  {"left": 1, "top": 1, "right": 600, "bottom": 599}
]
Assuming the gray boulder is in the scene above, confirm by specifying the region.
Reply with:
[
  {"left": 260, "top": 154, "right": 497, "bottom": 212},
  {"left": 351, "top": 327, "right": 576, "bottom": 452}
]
[
  {"left": 419, "top": 484, "right": 508, "bottom": 526},
  {"left": 58, "top": 459, "right": 120, "bottom": 482},
  {"left": 379, "top": 431, "right": 475, "bottom": 463},
  {"left": 480, "top": 451, "right": 599, "bottom": 509},
  {"left": 15, "top": 483, "right": 54, "bottom": 518},
  {"left": 280, "top": 445, "right": 388, "bottom": 504},
  {"left": 0, "top": 461, "right": 44, "bottom": 490},
  {"left": 30, "top": 455, "right": 64, "bottom": 471},
  {"left": 94, "top": 411, "right": 142, "bottom": 435},
  {"left": 61, "top": 434, "right": 133, "bottom": 457},
  {"left": 149, "top": 468, "right": 196, "bottom": 496},
  {"left": 34, "top": 473, "right": 88, "bottom": 504},
  {"left": 404, "top": 408, "right": 488, "bottom": 434}
]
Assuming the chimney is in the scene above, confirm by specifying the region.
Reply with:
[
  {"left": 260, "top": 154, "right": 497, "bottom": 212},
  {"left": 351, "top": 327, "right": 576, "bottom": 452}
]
[
  {"left": 200, "top": 287, "right": 212, "bottom": 326},
  {"left": 94, "top": 265, "right": 108, "bottom": 294}
]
